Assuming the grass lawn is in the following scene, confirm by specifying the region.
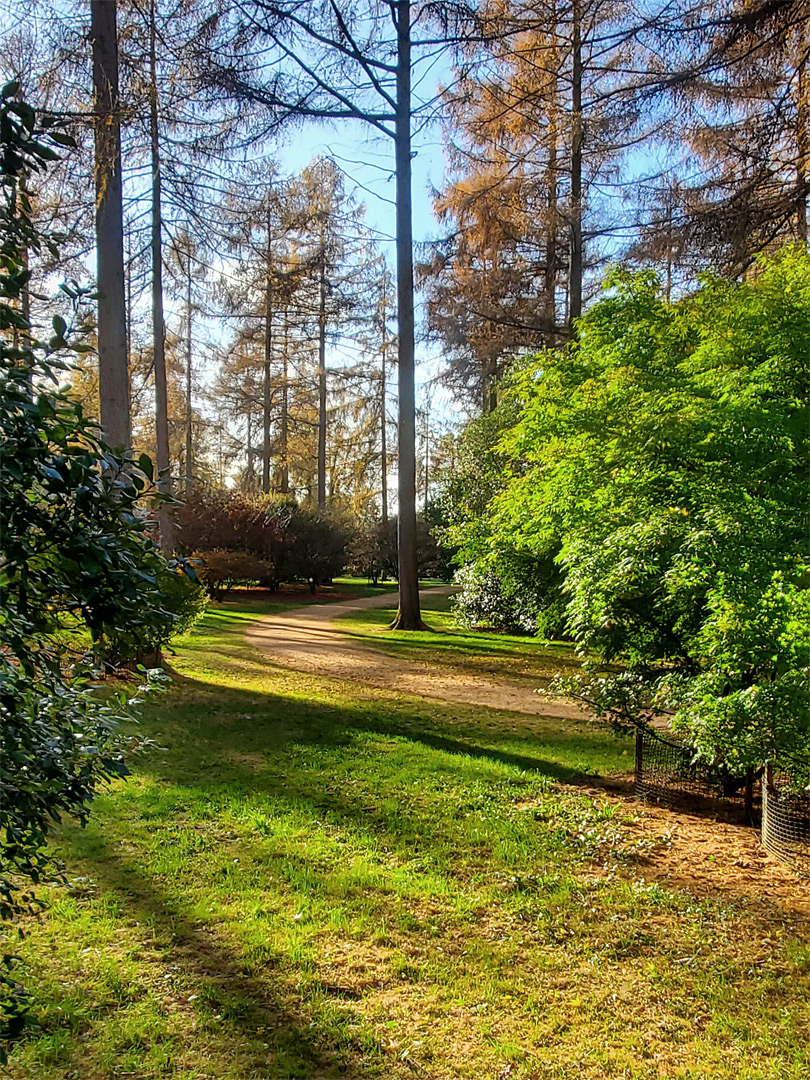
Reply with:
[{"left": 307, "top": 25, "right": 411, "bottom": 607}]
[
  {"left": 5, "top": 597, "right": 809, "bottom": 1079},
  {"left": 337, "top": 590, "right": 584, "bottom": 688},
  {"left": 202, "top": 576, "right": 401, "bottom": 614}
]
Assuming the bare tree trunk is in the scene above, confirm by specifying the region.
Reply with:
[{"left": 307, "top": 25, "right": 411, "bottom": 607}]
[
  {"left": 483, "top": 357, "right": 498, "bottom": 413},
  {"left": 317, "top": 243, "right": 327, "bottom": 510},
  {"left": 13, "top": 231, "right": 30, "bottom": 358},
  {"left": 185, "top": 248, "right": 193, "bottom": 492},
  {"left": 569, "top": 0, "right": 583, "bottom": 327},
  {"left": 281, "top": 307, "right": 289, "bottom": 494},
  {"left": 545, "top": 29, "right": 559, "bottom": 339},
  {"left": 91, "top": 0, "right": 130, "bottom": 449},
  {"left": 20, "top": 240, "right": 29, "bottom": 332},
  {"left": 391, "top": 0, "right": 423, "bottom": 630},
  {"left": 798, "top": 42, "right": 808, "bottom": 243},
  {"left": 246, "top": 410, "right": 254, "bottom": 487},
  {"left": 149, "top": 0, "right": 172, "bottom": 553},
  {"left": 423, "top": 394, "right": 430, "bottom": 509},
  {"left": 262, "top": 209, "right": 273, "bottom": 493},
  {"left": 380, "top": 317, "right": 388, "bottom": 526},
  {"left": 665, "top": 201, "right": 673, "bottom": 301},
  {"left": 125, "top": 239, "right": 132, "bottom": 367}
]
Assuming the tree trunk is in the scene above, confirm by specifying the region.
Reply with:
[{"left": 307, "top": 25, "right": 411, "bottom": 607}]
[
  {"left": 20, "top": 239, "right": 29, "bottom": 335},
  {"left": 185, "top": 248, "right": 193, "bottom": 492},
  {"left": 483, "top": 357, "right": 497, "bottom": 413},
  {"left": 391, "top": 0, "right": 423, "bottom": 630},
  {"left": 262, "top": 209, "right": 273, "bottom": 494},
  {"left": 317, "top": 243, "right": 327, "bottom": 510},
  {"left": 91, "top": 0, "right": 130, "bottom": 449},
  {"left": 280, "top": 307, "right": 289, "bottom": 494},
  {"left": 665, "top": 201, "right": 673, "bottom": 302},
  {"left": 246, "top": 410, "right": 254, "bottom": 487},
  {"left": 380, "top": 317, "right": 388, "bottom": 525},
  {"left": 125, "top": 240, "right": 132, "bottom": 365},
  {"left": 569, "top": 0, "right": 583, "bottom": 327},
  {"left": 545, "top": 29, "right": 559, "bottom": 339},
  {"left": 423, "top": 395, "right": 429, "bottom": 509},
  {"left": 13, "top": 226, "right": 30, "bottom": 359},
  {"left": 797, "top": 41, "right": 808, "bottom": 243},
  {"left": 149, "top": 0, "right": 172, "bottom": 553}
]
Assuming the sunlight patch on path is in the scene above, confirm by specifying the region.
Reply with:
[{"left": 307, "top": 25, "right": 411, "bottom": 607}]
[{"left": 244, "top": 588, "right": 588, "bottom": 719}]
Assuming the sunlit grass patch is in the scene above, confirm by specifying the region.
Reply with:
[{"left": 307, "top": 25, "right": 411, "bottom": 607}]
[
  {"left": 337, "top": 590, "right": 583, "bottom": 685},
  {"left": 4, "top": 596, "right": 809, "bottom": 1080}
]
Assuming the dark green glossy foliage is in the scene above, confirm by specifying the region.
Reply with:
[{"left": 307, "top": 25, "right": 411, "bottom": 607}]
[
  {"left": 95, "top": 567, "right": 208, "bottom": 663},
  {"left": 0, "top": 87, "right": 196, "bottom": 1055}
]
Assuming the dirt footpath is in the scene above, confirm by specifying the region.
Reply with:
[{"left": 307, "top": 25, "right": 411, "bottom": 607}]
[{"left": 244, "top": 587, "right": 588, "bottom": 720}]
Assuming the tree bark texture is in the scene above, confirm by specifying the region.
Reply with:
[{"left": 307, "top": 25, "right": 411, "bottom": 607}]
[
  {"left": 317, "top": 243, "right": 327, "bottom": 510},
  {"left": 392, "top": 0, "right": 423, "bottom": 630},
  {"left": 280, "top": 308, "right": 290, "bottom": 494},
  {"left": 484, "top": 357, "right": 497, "bottom": 414},
  {"left": 569, "top": 0, "right": 583, "bottom": 326},
  {"left": 185, "top": 251, "right": 193, "bottom": 492},
  {"left": 423, "top": 395, "right": 429, "bottom": 508},
  {"left": 380, "top": 323, "right": 388, "bottom": 525},
  {"left": 797, "top": 42, "right": 808, "bottom": 243},
  {"left": 91, "top": 0, "right": 130, "bottom": 449},
  {"left": 262, "top": 212, "right": 273, "bottom": 493},
  {"left": 545, "top": 26, "right": 559, "bottom": 337},
  {"left": 149, "top": 0, "right": 172, "bottom": 553}
]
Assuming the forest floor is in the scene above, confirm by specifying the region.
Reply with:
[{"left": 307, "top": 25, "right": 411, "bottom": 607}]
[{"left": 5, "top": 586, "right": 809, "bottom": 1080}]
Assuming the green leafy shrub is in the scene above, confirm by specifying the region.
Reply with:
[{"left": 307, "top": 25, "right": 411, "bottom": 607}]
[
  {"left": 420, "top": 501, "right": 458, "bottom": 581},
  {"left": 96, "top": 566, "right": 208, "bottom": 661},
  {"left": 468, "top": 251, "right": 809, "bottom": 782},
  {"left": 436, "top": 408, "right": 566, "bottom": 635},
  {"left": 451, "top": 562, "right": 566, "bottom": 636},
  {"left": 0, "top": 86, "right": 182, "bottom": 1056}
]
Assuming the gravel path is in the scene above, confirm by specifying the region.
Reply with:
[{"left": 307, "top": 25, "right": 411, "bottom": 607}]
[{"left": 244, "top": 587, "right": 587, "bottom": 719}]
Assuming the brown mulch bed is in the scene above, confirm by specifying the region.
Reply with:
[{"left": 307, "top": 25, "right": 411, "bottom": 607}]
[{"left": 569, "top": 782, "right": 810, "bottom": 919}]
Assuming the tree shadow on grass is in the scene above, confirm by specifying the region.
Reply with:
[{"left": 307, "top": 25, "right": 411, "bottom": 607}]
[
  {"left": 148, "top": 669, "right": 628, "bottom": 786},
  {"left": 37, "top": 671, "right": 616, "bottom": 1078},
  {"left": 58, "top": 837, "right": 387, "bottom": 1080},
  {"left": 341, "top": 619, "right": 582, "bottom": 666},
  {"left": 153, "top": 669, "right": 766, "bottom": 849},
  {"left": 36, "top": 673, "right": 616, "bottom": 1077},
  {"left": 126, "top": 672, "right": 634, "bottom": 869},
  {"left": 36, "top": 665, "right": 790, "bottom": 1079}
]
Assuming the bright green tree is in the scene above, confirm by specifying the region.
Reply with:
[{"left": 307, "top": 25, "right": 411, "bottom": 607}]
[{"left": 457, "top": 248, "right": 810, "bottom": 781}]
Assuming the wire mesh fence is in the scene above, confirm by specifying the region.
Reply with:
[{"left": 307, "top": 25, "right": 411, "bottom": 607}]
[
  {"left": 634, "top": 727, "right": 757, "bottom": 824},
  {"left": 761, "top": 764, "right": 810, "bottom": 878},
  {"left": 634, "top": 729, "right": 810, "bottom": 876}
]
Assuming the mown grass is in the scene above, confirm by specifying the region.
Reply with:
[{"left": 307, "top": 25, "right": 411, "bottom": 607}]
[
  {"left": 203, "top": 576, "right": 399, "bottom": 617},
  {"left": 338, "top": 590, "right": 583, "bottom": 687},
  {"left": 5, "top": 597, "right": 809, "bottom": 1080}
]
